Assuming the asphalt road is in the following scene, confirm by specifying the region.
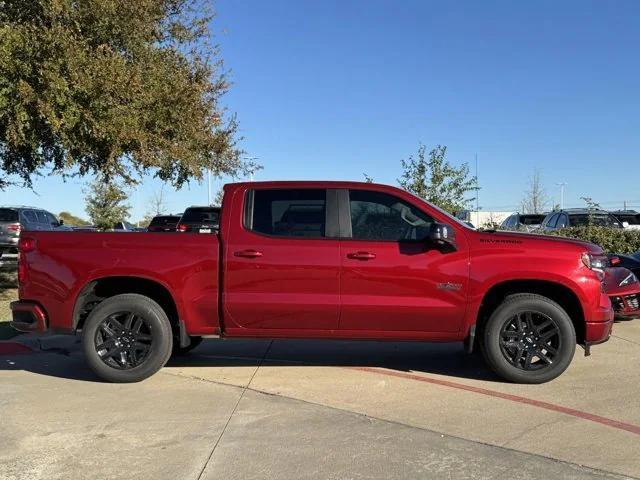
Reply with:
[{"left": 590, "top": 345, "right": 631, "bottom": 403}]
[{"left": 1, "top": 319, "right": 639, "bottom": 480}]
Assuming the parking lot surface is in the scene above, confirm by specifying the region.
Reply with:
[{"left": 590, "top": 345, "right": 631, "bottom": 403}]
[{"left": 1, "top": 320, "right": 639, "bottom": 480}]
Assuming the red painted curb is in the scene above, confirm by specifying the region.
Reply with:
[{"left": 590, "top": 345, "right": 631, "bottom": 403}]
[
  {"left": 350, "top": 366, "right": 640, "bottom": 436},
  {"left": 0, "top": 342, "right": 34, "bottom": 356}
]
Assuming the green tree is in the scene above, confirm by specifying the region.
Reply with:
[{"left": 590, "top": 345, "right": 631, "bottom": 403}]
[
  {"left": 398, "top": 144, "right": 477, "bottom": 214},
  {"left": 58, "top": 211, "right": 89, "bottom": 226},
  {"left": 85, "top": 176, "right": 131, "bottom": 230},
  {"left": 0, "top": 0, "right": 256, "bottom": 190}
]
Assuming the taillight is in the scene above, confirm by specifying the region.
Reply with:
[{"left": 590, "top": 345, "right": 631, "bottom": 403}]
[
  {"left": 19, "top": 237, "right": 36, "bottom": 252},
  {"left": 177, "top": 224, "right": 188, "bottom": 232},
  {"left": 7, "top": 223, "right": 21, "bottom": 233}
]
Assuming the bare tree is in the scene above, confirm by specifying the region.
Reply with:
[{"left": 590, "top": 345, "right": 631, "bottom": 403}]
[
  {"left": 521, "top": 170, "right": 549, "bottom": 214},
  {"left": 148, "top": 185, "right": 167, "bottom": 216}
]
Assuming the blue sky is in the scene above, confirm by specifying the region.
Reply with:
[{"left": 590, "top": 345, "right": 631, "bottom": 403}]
[{"left": 2, "top": 0, "right": 640, "bottom": 220}]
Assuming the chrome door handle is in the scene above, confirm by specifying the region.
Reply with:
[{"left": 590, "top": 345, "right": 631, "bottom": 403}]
[
  {"left": 234, "top": 250, "right": 263, "bottom": 258},
  {"left": 347, "top": 251, "right": 376, "bottom": 260}
]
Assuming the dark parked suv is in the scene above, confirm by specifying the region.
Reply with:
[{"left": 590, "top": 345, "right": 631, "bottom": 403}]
[
  {"left": 147, "top": 214, "right": 182, "bottom": 232},
  {"left": 0, "top": 206, "right": 63, "bottom": 267},
  {"left": 540, "top": 209, "right": 623, "bottom": 231},
  {"left": 177, "top": 206, "right": 220, "bottom": 233},
  {"left": 499, "top": 213, "right": 546, "bottom": 232}
]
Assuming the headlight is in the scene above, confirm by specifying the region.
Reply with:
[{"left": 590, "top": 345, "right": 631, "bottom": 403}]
[
  {"left": 620, "top": 272, "right": 638, "bottom": 287},
  {"left": 582, "top": 252, "right": 608, "bottom": 271}
]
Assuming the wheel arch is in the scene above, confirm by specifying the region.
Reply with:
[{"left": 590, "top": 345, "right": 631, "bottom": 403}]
[
  {"left": 474, "top": 279, "right": 585, "bottom": 345},
  {"left": 72, "top": 276, "right": 180, "bottom": 332}
]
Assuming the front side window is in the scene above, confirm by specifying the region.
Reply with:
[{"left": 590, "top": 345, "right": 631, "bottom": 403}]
[
  {"left": 349, "top": 190, "right": 433, "bottom": 241},
  {"left": 555, "top": 214, "right": 568, "bottom": 228},
  {"left": 250, "top": 189, "right": 326, "bottom": 238},
  {"left": 22, "top": 210, "right": 37, "bottom": 223}
]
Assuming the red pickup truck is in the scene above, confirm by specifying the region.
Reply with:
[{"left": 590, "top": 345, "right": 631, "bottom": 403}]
[{"left": 11, "top": 181, "right": 614, "bottom": 384}]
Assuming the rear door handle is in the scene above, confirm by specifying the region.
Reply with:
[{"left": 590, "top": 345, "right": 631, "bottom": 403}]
[
  {"left": 347, "top": 251, "right": 376, "bottom": 260},
  {"left": 234, "top": 249, "right": 263, "bottom": 258}
]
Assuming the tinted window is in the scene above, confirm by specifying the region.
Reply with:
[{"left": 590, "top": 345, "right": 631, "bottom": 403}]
[
  {"left": 150, "top": 216, "right": 181, "bottom": 226},
  {"left": 35, "top": 210, "right": 48, "bottom": 223},
  {"left": 349, "top": 190, "right": 433, "bottom": 241},
  {"left": 182, "top": 208, "right": 220, "bottom": 225},
  {"left": 22, "top": 210, "right": 37, "bottom": 222},
  {"left": 570, "top": 214, "right": 617, "bottom": 227},
  {"left": 520, "top": 215, "right": 545, "bottom": 225},
  {"left": 45, "top": 212, "right": 58, "bottom": 225},
  {"left": 0, "top": 208, "right": 18, "bottom": 222},
  {"left": 556, "top": 214, "right": 568, "bottom": 228},
  {"left": 543, "top": 213, "right": 558, "bottom": 228},
  {"left": 250, "top": 189, "right": 326, "bottom": 238}
]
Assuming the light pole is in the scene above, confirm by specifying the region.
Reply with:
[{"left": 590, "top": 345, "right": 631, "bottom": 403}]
[
  {"left": 556, "top": 182, "right": 567, "bottom": 210},
  {"left": 207, "top": 169, "right": 212, "bottom": 205}
]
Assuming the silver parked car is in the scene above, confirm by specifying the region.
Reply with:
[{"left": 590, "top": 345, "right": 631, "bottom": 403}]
[{"left": 0, "top": 206, "right": 64, "bottom": 268}]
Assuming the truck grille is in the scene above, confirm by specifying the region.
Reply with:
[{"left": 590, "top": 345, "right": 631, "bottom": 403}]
[{"left": 612, "top": 294, "right": 640, "bottom": 314}]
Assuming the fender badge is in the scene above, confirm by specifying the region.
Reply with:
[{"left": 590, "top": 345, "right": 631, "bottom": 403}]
[{"left": 438, "top": 282, "right": 462, "bottom": 291}]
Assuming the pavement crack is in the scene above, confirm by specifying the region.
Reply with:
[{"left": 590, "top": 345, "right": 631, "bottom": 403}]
[
  {"left": 611, "top": 334, "right": 640, "bottom": 346},
  {"left": 194, "top": 340, "right": 274, "bottom": 480}
]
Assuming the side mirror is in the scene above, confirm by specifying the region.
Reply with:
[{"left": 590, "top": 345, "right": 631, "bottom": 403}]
[
  {"left": 58, "top": 219, "right": 64, "bottom": 226},
  {"left": 428, "top": 223, "right": 457, "bottom": 251}
]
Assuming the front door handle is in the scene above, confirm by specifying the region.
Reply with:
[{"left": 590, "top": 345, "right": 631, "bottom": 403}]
[
  {"left": 234, "top": 249, "right": 263, "bottom": 258},
  {"left": 347, "top": 251, "right": 376, "bottom": 260}
]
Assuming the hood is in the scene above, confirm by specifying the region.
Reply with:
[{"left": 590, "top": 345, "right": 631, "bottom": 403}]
[{"left": 474, "top": 229, "right": 603, "bottom": 253}]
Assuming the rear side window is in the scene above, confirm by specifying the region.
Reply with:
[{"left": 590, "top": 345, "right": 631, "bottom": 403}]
[
  {"left": 555, "top": 214, "right": 568, "bottom": 228},
  {"left": 249, "top": 189, "right": 326, "bottom": 238},
  {"left": 182, "top": 208, "right": 220, "bottom": 225},
  {"left": 349, "top": 190, "right": 433, "bottom": 241},
  {"left": 22, "top": 210, "right": 37, "bottom": 222},
  {"left": 0, "top": 209, "right": 18, "bottom": 222}
]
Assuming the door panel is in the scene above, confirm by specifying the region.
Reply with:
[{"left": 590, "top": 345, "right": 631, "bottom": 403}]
[
  {"left": 223, "top": 188, "right": 340, "bottom": 331},
  {"left": 339, "top": 189, "right": 469, "bottom": 333}
]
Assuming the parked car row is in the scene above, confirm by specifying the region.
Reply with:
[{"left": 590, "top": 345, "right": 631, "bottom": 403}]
[{"left": 499, "top": 209, "right": 639, "bottom": 232}]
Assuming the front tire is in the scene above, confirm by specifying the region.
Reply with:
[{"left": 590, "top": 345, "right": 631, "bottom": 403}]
[
  {"left": 481, "top": 294, "right": 576, "bottom": 384},
  {"left": 82, "top": 294, "right": 173, "bottom": 383}
]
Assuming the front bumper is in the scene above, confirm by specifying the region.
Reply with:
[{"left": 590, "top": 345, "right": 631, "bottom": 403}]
[{"left": 10, "top": 301, "right": 48, "bottom": 333}]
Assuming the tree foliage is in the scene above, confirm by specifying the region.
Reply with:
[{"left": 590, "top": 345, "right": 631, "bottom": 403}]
[
  {"left": 521, "top": 170, "right": 549, "bottom": 214},
  {"left": 58, "top": 211, "right": 89, "bottom": 226},
  {"left": 398, "top": 144, "right": 477, "bottom": 214},
  {"left": 0, "top": 0, "right": 255, "bottom": 189},
  {"left": 85, "top": 176, "right": 130, "bottom": 230},
  {"left": 548, "top": 226, "right": 640, "bottom": 254}
]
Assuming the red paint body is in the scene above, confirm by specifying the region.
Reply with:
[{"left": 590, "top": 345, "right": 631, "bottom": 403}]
[{"left": 13, "top": 181, "right": 613, "bottom": 347}]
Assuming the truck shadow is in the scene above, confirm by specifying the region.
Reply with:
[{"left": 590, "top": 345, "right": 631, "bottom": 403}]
[
  {"left": 168, "top": 338, "right": 500, "bottom": 382},
  {"left": 0, "top": 337, "right": 499, "bottom": 383}
]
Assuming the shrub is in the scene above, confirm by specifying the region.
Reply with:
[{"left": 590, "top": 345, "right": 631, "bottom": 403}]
[{"left": 546, "top": 227, "right": 640, "bottom": 254}]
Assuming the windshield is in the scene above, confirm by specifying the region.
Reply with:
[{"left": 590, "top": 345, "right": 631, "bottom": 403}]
[{"left": 0, "top": 208, "right": 18, "bottom": 222}]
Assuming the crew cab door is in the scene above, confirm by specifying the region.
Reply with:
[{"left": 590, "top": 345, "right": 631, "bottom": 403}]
[
  {"left": 223, "top": 187, "right": 341, "bottom": 332},
  {"left": 338, "top": 188, "right": 469, "bottom": 333}
]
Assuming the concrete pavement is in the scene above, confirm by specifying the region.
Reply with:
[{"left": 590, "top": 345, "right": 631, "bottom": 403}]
[{"left": 1, "top": 320, "right": 639, "bottom": 479}]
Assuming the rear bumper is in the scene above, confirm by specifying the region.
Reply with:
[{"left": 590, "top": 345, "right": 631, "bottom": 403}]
[{"left": 10, "top": 301, "right": 48, "bottom": 333}]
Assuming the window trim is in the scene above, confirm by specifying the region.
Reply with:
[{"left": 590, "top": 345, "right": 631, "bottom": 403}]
[{"left": 242, "top": 187, "right": 340, "bottom": 240}]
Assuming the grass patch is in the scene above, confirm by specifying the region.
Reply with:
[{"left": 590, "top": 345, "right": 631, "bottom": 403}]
[{"left": 0, "top": 286, "right": 18, "bottom": 340}]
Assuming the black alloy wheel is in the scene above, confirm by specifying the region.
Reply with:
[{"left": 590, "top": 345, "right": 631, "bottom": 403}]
[
  {"left": 498, "top": 311, "right": 560, "bottom": 371},
  {"left": 95, "top": 312, "right": 154, "bottom": 369}
]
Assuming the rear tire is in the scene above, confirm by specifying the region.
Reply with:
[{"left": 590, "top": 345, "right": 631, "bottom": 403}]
[
  {"left": 480, "top": 294, "right": 576, "bottom": 384},
  {"left": 82, "top": 294, "right": 173, "bottom": 383}
]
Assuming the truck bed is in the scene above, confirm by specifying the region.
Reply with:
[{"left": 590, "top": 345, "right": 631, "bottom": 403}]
[{"left": 19, "top": 231, "right": 220, "bottom": 335}]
